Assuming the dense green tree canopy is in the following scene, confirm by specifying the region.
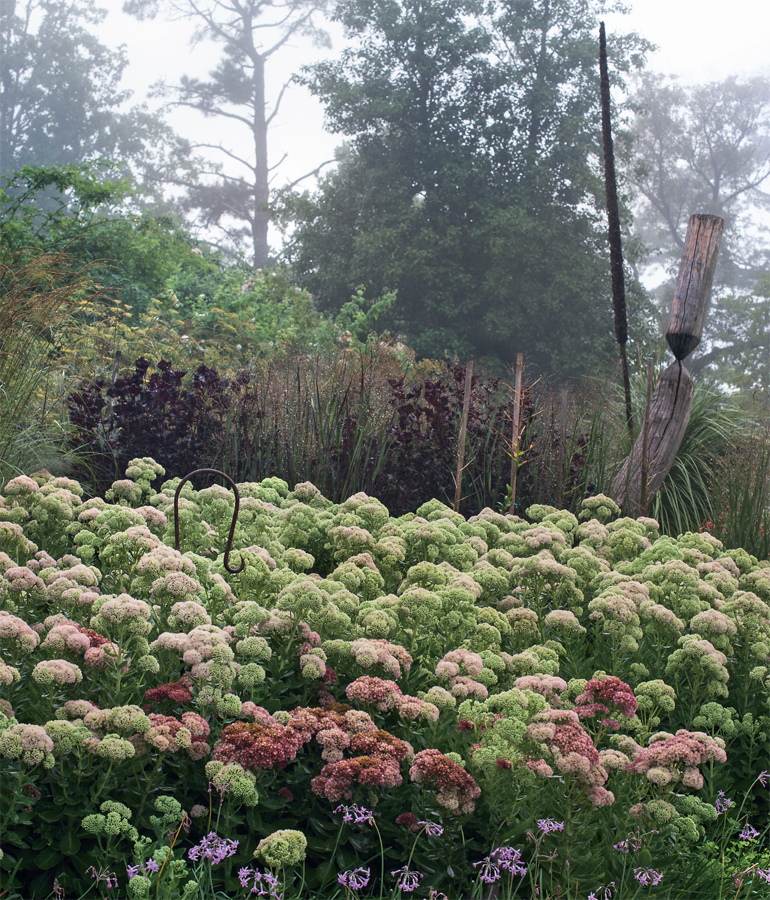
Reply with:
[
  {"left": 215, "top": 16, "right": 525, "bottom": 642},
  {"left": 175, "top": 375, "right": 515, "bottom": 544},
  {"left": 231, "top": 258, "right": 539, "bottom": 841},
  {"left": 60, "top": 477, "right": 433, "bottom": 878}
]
[{"left": 284, "top": 0, "right": 654, "bottom": 376}]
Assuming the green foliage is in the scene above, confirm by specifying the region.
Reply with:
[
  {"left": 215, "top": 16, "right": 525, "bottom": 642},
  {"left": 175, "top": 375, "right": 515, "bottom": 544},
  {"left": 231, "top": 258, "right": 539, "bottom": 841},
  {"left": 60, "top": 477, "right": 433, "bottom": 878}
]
[
  {"left": 3, "top": 469, "right": 770, "bottom": 898},
  {"left": 0, "top": 250, "right": 101, "bottom": 482},
  {"left": 285, "top": 0, "right": 655, "bottom": 376},
  {"left": 0, "top": 162, "right": 215, "bottom": 317}
]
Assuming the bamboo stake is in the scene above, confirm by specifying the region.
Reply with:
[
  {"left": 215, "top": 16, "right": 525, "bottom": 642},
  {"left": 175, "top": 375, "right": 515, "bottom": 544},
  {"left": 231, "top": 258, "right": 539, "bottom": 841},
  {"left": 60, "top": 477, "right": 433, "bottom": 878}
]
[
  {"left": 508, "top": 353, "right": 524, "bottom": 515},
  {"left": 600, "top": 21, "right": 633, "bottom": 441},
  {"left": 557, "top": 387, "right": 568, "bottom": 507},
  {"left": 641, "top": 357, "right": 654, "bottom": 515},
  {"left": 453, "top": 360, "right": 474, "bottom": 512}
]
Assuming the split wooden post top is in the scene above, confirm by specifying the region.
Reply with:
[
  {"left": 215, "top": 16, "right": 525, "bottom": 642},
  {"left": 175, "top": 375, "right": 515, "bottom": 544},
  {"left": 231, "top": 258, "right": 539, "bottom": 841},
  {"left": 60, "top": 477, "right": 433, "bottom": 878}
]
[{"left": 666, "top": 214, "right": 724, "bottom": 360}]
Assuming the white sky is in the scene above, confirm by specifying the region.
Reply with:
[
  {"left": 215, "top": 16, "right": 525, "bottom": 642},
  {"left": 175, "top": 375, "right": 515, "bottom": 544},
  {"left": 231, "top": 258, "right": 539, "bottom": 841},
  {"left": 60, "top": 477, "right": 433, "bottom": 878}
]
[{"left": 99, "top": 0, "right": 770, "bottom": 236}]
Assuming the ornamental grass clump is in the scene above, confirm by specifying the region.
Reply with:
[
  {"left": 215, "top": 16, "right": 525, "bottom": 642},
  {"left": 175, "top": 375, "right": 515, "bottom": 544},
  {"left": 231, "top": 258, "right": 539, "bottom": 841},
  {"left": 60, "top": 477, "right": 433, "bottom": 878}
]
[{"left": 4, "top": 461, "right": 770, "bottom": 897}]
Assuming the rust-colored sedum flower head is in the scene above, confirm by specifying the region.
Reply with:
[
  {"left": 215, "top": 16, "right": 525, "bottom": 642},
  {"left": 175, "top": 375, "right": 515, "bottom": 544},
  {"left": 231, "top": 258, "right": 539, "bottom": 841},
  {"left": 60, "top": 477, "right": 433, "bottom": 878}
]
[
  {"left": 213, "top": 721, "right": 303, "bottom": 770},
  {"left": 409, "top": 749, "right": 481, "bottom": 815},
  {"left": 311, "top": 754, "right": 403, "bottom": 802}
]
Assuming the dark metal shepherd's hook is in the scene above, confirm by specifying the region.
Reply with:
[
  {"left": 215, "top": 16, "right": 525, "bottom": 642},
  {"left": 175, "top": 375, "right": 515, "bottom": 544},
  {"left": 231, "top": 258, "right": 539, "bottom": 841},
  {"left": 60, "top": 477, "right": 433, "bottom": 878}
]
[{"left": 174, "top": 468, "right": 245, "bottom": 574}]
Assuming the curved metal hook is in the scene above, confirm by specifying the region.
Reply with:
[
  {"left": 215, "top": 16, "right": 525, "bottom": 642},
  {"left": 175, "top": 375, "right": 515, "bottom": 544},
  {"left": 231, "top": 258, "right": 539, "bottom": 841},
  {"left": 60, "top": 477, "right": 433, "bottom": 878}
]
[{"left": 174, "top": 468, "right": 245, "bottom": 574}]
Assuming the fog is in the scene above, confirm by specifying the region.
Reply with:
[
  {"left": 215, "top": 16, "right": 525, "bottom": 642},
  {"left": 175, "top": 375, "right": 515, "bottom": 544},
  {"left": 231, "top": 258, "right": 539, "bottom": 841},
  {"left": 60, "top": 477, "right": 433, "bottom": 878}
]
[{"left": 98, "top": 0, "right": 770, "bottom": 199}]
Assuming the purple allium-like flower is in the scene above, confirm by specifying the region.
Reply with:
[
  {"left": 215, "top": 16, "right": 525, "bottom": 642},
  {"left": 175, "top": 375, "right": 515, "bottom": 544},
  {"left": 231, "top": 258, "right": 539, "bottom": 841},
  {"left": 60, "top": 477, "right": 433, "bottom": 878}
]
[
  {"left": 739, "top": 823, "right": 759, "bottom": 841},
  {"left": 715, "top": 790, "right": 734, "bottom": 815},
  {"left": 238, "top": 866, "right": 282, "bottom": 898},
  {"left": 188, "top": 831, "right": 239, "bottom": 864},
  {"left": 126, "top": 864, "right": 140, "bottom": 880},
  {"left": 473, "top": 856, "right": 500, "bottom": 884},
  {"left": 86, "top": 866, "right": 118, "bottom": 888},
  {"left": 588, "top": 883, "right": 615, "bottom": 900},
  {"left": 537, "top": 818, "right": 564, "bottom": 834},
  {"left": 758, "top": 770, "right": 768, "bottom": 788},
  {"left": 145, "top": 860, "right": 160, "bottom": 873},
  {"left": 757, "top": 868, "right": 770, "bottom": 883},
  {"left": 338, "top": 867, "right": 370, "bottom": 890},
  {"left": 634, "top": 867, "right": 663, "bottom": 887},
  {"left": 391, "top": 866, "right": 423, "bottom": 892},
  {"left": 494, "top": 846, "right": 527, "bottom": 877},
  {"left": 417, "top": 820, "right": 444, "bottom": 837},
  {"left": 334, "top": 803, "right": 372, "bottom": 825}
]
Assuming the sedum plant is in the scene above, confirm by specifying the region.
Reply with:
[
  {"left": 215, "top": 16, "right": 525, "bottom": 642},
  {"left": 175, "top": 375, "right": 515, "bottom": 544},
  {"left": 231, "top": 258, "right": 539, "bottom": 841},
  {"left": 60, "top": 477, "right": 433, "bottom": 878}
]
[{"left": 1, "top": 461, "right": 770, "bottom": 898}]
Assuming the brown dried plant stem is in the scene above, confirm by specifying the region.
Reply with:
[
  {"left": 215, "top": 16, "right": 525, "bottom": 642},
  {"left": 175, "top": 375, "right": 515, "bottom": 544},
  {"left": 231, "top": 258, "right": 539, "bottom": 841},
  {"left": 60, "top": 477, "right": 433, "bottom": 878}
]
[
  {"left": 508, "top": 353, "right": 524, "bottom": 515},
  {"left": 599, "top": 21, "right": 633, "bottom": 442},
  {"left": 454, "top": 360, "right": 474, "bottom": 512}
]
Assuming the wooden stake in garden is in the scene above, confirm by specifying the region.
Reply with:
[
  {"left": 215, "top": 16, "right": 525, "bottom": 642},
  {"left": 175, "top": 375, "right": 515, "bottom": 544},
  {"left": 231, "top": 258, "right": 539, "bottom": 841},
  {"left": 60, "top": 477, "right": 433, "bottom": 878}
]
[
  {"left": 600, "top": 21, "right": 633, "bottom": 442},
  {"left": 508, "top": 353, "right": 524, "bottom": 515},
  {"left": 454, "top": 360, "right": 474, "bottom": 512},
  {"left": 612, "top": 214, "right": 723, "bottom": 514},
  {"left": 557, "top": 387, "right": 568, "bottom": 507},
  {"left": 640, "top": 357, "right": 654, "bottom": 516}
]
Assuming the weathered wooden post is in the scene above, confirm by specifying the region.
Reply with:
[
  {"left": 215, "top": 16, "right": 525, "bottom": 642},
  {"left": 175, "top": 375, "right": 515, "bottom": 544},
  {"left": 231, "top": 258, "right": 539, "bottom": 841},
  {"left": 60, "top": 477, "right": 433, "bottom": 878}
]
[
  {"left": 453, "top": 360, "right": 474, "bottom": 512},
  {"left": 508, "top": 353, "right": 524, "bottom": 515},
  {"left": 611, "top": 214, "right": 723, "bottom": 514}
]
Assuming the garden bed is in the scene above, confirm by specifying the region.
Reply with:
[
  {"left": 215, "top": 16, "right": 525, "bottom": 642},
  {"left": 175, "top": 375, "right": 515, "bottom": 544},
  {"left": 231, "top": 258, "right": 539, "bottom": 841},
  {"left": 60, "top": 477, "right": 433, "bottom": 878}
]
[{"left": 1, "top": 459, "right": 769, "bottom": 899}]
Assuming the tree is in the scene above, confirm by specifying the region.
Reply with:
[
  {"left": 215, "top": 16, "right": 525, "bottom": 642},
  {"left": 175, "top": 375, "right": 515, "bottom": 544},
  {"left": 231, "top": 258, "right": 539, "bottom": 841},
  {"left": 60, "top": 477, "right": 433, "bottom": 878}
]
[
  {"left": 0, "top": 0, "right": 183, "bottom": 193},
  {"left": 284, "top": 0, "right": 654, "bottom": 376},
  {"left": 123, "top": 0, "right": 332, "bottom": 267},
  {"left": 0, "top": 162, "right": 215, "bottom": 316},
  {"left": 625, "top": 73, "right": 770, "bottom": 290}
]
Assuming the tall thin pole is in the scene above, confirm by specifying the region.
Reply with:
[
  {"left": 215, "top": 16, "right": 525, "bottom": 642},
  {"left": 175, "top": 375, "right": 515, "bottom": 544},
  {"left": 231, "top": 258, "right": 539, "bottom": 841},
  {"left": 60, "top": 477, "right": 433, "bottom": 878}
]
[
  {"left": 454, "top": 360, "right": 474, "bottom": 512},
  {"left": 600, "top": 21, "right": 633, "bottom": 442},
  {"left": 557, "top": 388, "right": 568, "bottom": 507},
  {"left": 641, "top": 357, "right": 654, "bottom": 516},
  {"left": 508, "top": 353, "right": 524, "bottom": 515}
]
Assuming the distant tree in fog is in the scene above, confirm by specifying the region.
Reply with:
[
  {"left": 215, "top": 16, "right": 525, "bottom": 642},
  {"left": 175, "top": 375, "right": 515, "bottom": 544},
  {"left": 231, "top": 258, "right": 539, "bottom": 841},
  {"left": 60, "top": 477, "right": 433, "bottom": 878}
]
[
  {"left": 626, "top": 72, "right": 770, "bottom": 290},
  {"left": 0, "top": 0, "right": 183, "bottom": 196},
  {"left": 123, "top": 0, "right": 332, "bottom": 268}
]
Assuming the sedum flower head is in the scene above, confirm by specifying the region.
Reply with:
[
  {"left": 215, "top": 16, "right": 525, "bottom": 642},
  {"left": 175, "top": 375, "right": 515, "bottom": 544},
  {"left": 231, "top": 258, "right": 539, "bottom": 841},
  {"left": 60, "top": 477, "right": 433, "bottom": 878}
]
[{"left": 255, "top": 829, "right": 307, "bottom": 868}]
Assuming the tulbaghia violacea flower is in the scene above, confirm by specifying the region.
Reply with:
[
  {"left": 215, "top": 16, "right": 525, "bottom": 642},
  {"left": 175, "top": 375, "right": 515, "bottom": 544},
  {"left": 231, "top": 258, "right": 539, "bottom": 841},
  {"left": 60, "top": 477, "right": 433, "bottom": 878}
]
[
  {"left": 188, "top": 832, "right": 239, "bottom": 865},
  {"left": 633, "top": 867, "right": 663, "bottom": 887},
  {"left": 334, "top": 803, "right": 373, "bottom": 825},
  {"left": 715, "top": 790, "right": 734, "bottom": 814},
  {"left": 417, "top": 820, "right": 444, "bottom": 836},
  {"left": 391, "top": 866, "right": 422, "bottom": 893},
  {"left": 237, "top": 866, "right": 281, "bottom": 899},
  {"left": 338, "top": 867, "right": 370, "bottom": 890}
]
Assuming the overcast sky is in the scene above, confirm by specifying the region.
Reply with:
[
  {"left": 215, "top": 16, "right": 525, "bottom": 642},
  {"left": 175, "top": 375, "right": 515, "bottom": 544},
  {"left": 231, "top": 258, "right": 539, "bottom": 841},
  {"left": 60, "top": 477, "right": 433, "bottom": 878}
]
[{"left": 102, "top": 0, "right": 770, "bottom": 196}]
